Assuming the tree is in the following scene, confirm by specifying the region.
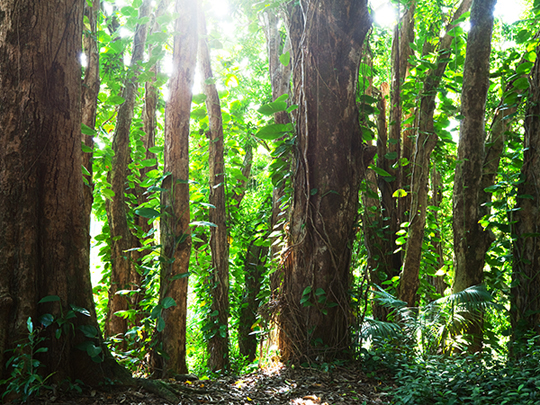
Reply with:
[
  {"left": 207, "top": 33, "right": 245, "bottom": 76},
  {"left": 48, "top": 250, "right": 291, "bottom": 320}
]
[
  {"left": 199, "top": 6, "right": 231, "bottom": 372},
  {"left": 398, "top": 0, "right": 472, "bottom": 306},
  {"left": 278, "top": 0, "right": 372, "bottom": 363},
  {"left": 0, "top": 0, "right": 129, "bottom": 385},
  {"left": 105, "top": 0, "right": 151, "bottom": 341},
  {"left": 452, "top": 0, "right": 497, "bottom": 295},
  {"left": 155, "top": 0, "right": 198, "bottom": 377},
  {"left": 511, "top": 43, "right": 540, "bottom": 344}
]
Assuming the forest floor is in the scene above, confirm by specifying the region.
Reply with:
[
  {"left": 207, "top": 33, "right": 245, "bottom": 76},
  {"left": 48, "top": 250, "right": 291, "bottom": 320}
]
[{"left": 27, "top": 362, "right": 393, "bottom": 404}]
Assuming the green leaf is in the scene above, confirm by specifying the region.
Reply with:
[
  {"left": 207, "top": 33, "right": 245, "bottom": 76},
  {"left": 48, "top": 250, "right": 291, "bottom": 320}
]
[
  {"left": 258, "top": 101, "right": 287, "bottom": 116},
  {"left": 170, "top": 272, "right": 191, "bottom": 280},
  {"left": 140, "top": 158, "right": 157, "bottom": 167},
  {"left": 157, "top": 316, "right": 166, "bottom": 332},
  {"left": 81, "top": 124, "right": 96, "bottom": 136},
  {"left": 286, "top": 104, "right": 299, "bottom": 113},
  {"left": 192, "top": 93, "right": 207, "bottom": 104},
  {"left": 27, "top": 317, "right": 33, "bottom": 334},
  {"left": 107, "top": 95, "right": 126, "bottom": 105},
  {"left": 39, "top": 295, "right": 61, "bottom": 304},
  {"left": 39, "top": 314, "right": 54, "bottom": 327},
  {"left": 513, "top": 77, "right": 530, "bottom": 90},
  {"left": 302, "top": 286, "right": 312, "bottom": 296},
  {"left": 135, "top": 207, "right": 160, "bottom": 219},
  {"left": 385, "top": 152, "right": 398, "bottom": 160},
  {"left": 102, "top": 188, "right": 115, "bottom": 200},
  {"left": 279, "top": 51, "right": 290, "bottom": 66},
  {"left": 371, "top": 166, "right": 391, "bottom": 177},
  {"left": 79, "top": 325, "right": 98, "bottom": 338},
  {"left": 148, "top": 146, "right": 163, "bottom": 154},
  {"left": 162, "top": 297, "right": 177, "bottom": 309},
  {"left": 70, "top": 304, "right": 91, "bottom": 317},
  {"left": 310, "top": 188, "right": 318, "bottom": 195},
  {"left": 254, "top": 123, "right": 293, "bottom": 140}
]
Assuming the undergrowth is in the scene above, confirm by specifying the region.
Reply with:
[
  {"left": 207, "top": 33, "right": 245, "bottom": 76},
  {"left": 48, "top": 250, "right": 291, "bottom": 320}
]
[{"left": 361, "top": 338, "right": 540, "bottom": 405}]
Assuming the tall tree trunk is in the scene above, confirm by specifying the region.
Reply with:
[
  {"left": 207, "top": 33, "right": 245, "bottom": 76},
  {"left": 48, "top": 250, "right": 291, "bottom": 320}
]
[
  {"left": 105, "top": 0, "right": 151, "bottom": 341},
  {"left": 452, "top": 0, "right": 497, "bottom": 296},
  {"left": 278, "top": 0, "right": 372, "bottom": 363},
  {"left": 511, "top": 48, "right": 540, "bottom": 344},
  {"left": 429, "top": 165, "right": 447, "bottom": 296},
  {"left": 363, "top": 83, "right": 395, "bottom": 320},
  {"left": 199, "top": 8, "right": 230, "bottom": 372},
  {"left": 398, "top": 0, "right": 472, "bottom": 307},
  {"left": 238, "top": 240, "right": 268, "bottom": 362},
  {"left": 0, "top": 0, "right": 129, "bottom": 385},
  {"left": 82, "top": 0, "right": 100, "bottom": 236},
  {"left": 156, "top": 0, "right": 198, "bottom": 377},
  {"left": 131, "top": 0, "right": 169, "bottom": 332},
  {"left": 260, "top": 9, "right": 293, "bottom": 295},
  {"left": 388, "top": 2, "right": 416, "bottom": 237}
]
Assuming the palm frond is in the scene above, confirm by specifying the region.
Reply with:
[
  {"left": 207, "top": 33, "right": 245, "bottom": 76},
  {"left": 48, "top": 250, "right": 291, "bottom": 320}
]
[
  {"left": 361, "top": 318, "right": 403, "bottom": 340},
  {"left": 372, "top": 285, "right": 408, "bottom": 310}
]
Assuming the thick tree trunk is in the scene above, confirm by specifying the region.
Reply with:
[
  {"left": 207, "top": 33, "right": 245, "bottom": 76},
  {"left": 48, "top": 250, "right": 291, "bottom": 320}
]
[
  {"left": 452, "top": 0, "right": 496, "bottom": 296},
  {"left": 156, "top": 0, "right": 198, "bottom": 377},
  {"left": 0, "top": 0, "right": 129, "bottom": 386},
  {"left": 278, "top": 0, "right": 372, "bottom": 363},
  {"left": 105, "top": 0, "right": 151, "bottom": 342},
  {"left": 511, "top": 49, "right": 540, "bottom": 344},
  {"left": 398, "top": 0, "right": 472, "bottom": 307},
  {"left": 199, "top": 9, "right": 230, "bottom": 372}
]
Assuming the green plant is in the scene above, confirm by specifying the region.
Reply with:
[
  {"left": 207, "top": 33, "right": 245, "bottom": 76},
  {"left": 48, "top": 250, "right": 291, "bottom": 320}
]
[
  {"left": 0, "top": 317, "right": 54, "bottom": 401},
  {"left": 361, "top": 285, "right": 503, "bottom": 354}
]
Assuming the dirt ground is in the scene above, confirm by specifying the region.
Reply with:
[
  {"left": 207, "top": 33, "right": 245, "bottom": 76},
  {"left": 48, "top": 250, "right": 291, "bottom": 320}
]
[{"left": 25, "top": 363, "right": 393, "bottom": 405}]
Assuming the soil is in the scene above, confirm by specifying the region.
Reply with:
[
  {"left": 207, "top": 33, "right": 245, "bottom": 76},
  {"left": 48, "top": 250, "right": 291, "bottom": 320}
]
[{"left": 24, "top": 362, "right": 393, "bottom": 405}]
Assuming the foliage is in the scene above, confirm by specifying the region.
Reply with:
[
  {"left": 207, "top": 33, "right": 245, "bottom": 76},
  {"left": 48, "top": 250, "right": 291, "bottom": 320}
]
[
  {"left": 364, "top": 339, "right": 540, "bottom": 405},
  {"left": 0, "top": 318, "right": 54, "bottom": 401},
  {"left": 361, "top": 285, "right": 504, "bottom": 355}
]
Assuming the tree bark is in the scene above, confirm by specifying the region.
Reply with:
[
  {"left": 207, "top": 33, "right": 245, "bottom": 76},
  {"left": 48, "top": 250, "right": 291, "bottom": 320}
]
[
  {"left": 511, "top": 47, "right": 540, "bottom": 344},
  {"left": 199, "top": 8, "right": 231, "bottom": 372},
  {"left": 105, "top": 0, "right": 151, "bottom": 342},
  {"left": 238, "top": 241, "right": 268, "bottom": 362},
  {"left": 82, "top": 0, "right": 100, "bottom": 236},
  {"left": 398, "top": 0, "right": 472, "bottom": 307},
  {"left": 452, "top": 0, "right": 497, "bottom": 296},
  {"left": 0, "top": 0, "right": 129, "bottom": 386},
  {"left": 278, "top": 0, "right": 372, "bottom": 363},
  {"left": 156, "top": 0, "right": 198, "bottom": 377}
]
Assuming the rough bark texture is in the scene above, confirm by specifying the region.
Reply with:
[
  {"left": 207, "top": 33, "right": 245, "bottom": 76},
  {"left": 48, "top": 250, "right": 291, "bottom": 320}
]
[
  {"left": 452, "top": 0, "right": 496, "bottom": 296},
  {"left": 156, "top": 0, "right": 198, "bottom": 377},
  {"left": 199, "top": 9, "right": 231, "bottom": 372},
  {"left": 0, "top": 0, "right": 130, "bottom": 386},
  {"left": 429, "top": 165, "right": 447, "bottom": 296},
  {"left": 238, "top": 241, "right": 268, "bottom": 362},
  {"left": 398, "top": 0, "right": 472, "bottom": 307},
  {"left": 105, "top": 0, "right": 151, "bottom": 341},
  {"left": 278, "top": 0, "right": 372, "bottom": 363},
  {"left": 511, "top": 50, "right": 540, "bottom": 343},
  {"left": 82, "top": 0, "right": 100, "bottom": 234}
]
